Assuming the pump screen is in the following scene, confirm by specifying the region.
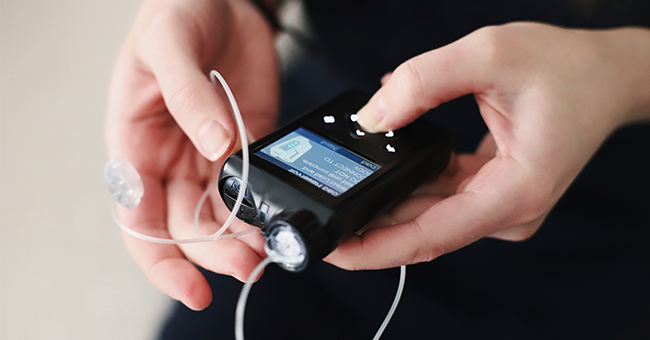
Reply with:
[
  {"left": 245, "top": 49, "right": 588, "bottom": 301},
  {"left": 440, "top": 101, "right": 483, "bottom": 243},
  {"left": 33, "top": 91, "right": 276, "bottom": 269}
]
[{"left": 256, "top": 128, "right": 381, "bottom": 197}]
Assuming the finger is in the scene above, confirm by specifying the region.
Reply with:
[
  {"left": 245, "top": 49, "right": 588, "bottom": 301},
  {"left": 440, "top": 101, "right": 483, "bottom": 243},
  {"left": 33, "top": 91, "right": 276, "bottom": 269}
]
[
  {"left": 356, "top": 30, "right": 493, "bottom": 132},
  {"left": 361, "top": 195, "right": 444, "bottom": 233},
  {"left": 410, "top": 153, "right": 459, "bottom": 198},
  {"left": 119, "top": 175, "right": 213, "bottom": 310},
  {"left": 487, "top": 212, "right": 546, "bottom": 241},
  {"left": 380, "top": 72, "right": 393, "bottom": 85},
  {"left": 208, "top": 184, "right": 267, "bottom": 255},
  {"left": 412, "top": 154, "right": 490, "bottom": 197},
  {"left": 166, "top": 177, "right": 266, "bottom": 282},
  {"left": 326, "top": 157, "right": 544, "bottom": 270},
  {"left": 140, "top": 25, "right": 236, "bottom": 162}
]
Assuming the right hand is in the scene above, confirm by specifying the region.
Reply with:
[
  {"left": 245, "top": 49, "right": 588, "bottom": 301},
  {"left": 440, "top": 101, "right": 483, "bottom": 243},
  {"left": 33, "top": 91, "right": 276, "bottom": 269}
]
[
  {"left": 327, "top": 23, "right": 650, "bottom": 271},
  {"left": 106, "top": 0, "right": 279, "bottom": 310}
]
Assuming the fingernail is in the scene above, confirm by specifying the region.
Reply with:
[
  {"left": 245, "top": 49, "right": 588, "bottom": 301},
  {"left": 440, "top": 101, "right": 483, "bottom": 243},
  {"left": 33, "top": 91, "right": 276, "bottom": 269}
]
[
  {"left": 233, "top": 272, "right": 261, "bottom": 283},
  {"left": 183, "top": 299, "right": 204, "bottom": 311},
  {"left": 232, "top": 272, "right": 245, "bottom": 283},
  {"left": 357, "top": 95, "right": 387, "bottom": 132},
  {"left": 198, "top": 120, "right": 231, "bottom": 161}
]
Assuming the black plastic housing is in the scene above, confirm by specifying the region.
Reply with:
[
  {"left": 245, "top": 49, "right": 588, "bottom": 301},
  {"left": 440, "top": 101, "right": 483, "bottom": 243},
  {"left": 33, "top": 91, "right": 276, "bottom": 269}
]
[{"left": 219, "top": 91, "right": 451, "bottom": 271}]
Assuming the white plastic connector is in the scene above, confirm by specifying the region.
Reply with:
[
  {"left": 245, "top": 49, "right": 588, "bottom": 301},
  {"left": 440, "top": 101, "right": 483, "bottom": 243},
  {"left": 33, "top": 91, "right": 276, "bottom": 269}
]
[
  {"left": 264, "top": 225, "right": 307, "bottom": 268},
  {"left": 104, "top": 158, "right": 144, "bottom": 210},
  {"left": 105, "top": 70, "right": 407, "bottom": 340},
  {"left": 105, "top": 70, "right": 255, "bottom": 244}
]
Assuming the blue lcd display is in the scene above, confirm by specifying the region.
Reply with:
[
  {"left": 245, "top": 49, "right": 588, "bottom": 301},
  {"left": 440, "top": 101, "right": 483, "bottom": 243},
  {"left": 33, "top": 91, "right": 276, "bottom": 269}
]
[{"left": 256, "top": 128, "right": 381, "bottom": 197}]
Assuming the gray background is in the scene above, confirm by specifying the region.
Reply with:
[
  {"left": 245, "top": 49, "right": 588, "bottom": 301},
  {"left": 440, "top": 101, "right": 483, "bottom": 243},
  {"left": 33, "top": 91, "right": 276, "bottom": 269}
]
[
  {"left": 0, "top": 0, "right": 311, "bottom": 338},
  {"left": 1, "top": 1, "right": 170, "bottom": 339}
]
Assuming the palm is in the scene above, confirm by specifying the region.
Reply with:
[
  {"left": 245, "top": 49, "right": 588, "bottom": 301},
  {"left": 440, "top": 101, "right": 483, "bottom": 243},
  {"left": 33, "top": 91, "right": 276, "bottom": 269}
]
[{"left": 105, "top": 0, "right": 278, "bottom": 309}]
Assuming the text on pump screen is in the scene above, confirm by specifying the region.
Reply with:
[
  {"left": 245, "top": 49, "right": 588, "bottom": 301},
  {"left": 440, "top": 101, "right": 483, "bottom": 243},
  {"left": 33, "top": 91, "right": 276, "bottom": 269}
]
[{"left": 256, "top": 128, "right": 381, "bottom": 196}]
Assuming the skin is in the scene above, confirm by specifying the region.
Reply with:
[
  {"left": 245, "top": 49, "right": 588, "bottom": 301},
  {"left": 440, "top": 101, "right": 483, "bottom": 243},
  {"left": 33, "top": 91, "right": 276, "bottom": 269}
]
[
  {"left": 105, "top": 0, "right": 277, "bottom": 310},
  {"left": 106, "top": 0, "right": 650, "bottom": 310},
  {"left": 325, "top": 23, "right": 650, "bottom": 270}
]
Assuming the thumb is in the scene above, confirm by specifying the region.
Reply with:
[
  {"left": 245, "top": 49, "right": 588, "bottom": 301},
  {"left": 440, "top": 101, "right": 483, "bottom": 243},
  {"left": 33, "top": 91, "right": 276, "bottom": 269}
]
[
  {"left": 158, "top": 65, "right": 236, "bottom": 161},
  {"left": 356, "top": 33, "right": 491, "bottom": 132},
  {"left": 140, "top": 28, "right": 238, "bottom": 161}
]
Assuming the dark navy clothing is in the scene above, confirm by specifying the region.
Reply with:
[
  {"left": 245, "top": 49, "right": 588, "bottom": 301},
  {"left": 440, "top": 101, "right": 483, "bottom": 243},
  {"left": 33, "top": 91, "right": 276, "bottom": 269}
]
[
  {"left": 305, "top": 0, "right": 650, "bottom": 90},
  {"left": 160, "top": 1, "right": 650, "bottom": 339}
]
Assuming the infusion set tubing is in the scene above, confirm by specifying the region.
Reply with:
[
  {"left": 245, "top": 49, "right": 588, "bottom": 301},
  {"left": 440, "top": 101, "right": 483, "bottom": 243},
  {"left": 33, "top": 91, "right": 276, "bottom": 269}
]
[
  {"left": 219, "top": 91, "right": 452, "bottom": 272},
  {"left": 106, "top": 72, "right": 451, "bottom": 340}
]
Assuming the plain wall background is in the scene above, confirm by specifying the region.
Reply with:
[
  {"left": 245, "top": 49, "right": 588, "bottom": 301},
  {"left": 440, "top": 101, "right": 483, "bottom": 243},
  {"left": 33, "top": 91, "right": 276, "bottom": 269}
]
[{"left": 1, "top": 1, "right": 172, "bottom": 339}]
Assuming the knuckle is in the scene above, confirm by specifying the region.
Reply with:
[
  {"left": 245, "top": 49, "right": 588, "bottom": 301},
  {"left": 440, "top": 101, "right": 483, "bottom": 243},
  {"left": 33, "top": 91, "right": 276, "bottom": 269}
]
[
  {"left": 516, "top": 227, "right": 537, "bottom": 241},
  {"left": 138, "top": 11, "right": 180, "bottom": 49},
  {"left": 166, "top": 82, "right": 197, "bottom": 118},
  {"left": 406, "top": 220, "right": 443, "bottom": 264},
  {"left": 470, "top": 25, "right": 508, "bottom": 67},
  {"left": 502, "top": 163, "right": 555, "bottom": 227},
  {"left": 339, "top": 262, "right": 360, "bottom": 272},
  {"left": 507, "top": 226, "right": 537, "bottom": 241},
  {"left": 515, "top": 182, "right": 554, "bottom": 226},
  {"left": 391, "top": 61, "right": 425, "bottom": 111},
  {"left": 409, "top": 246, "right": 442, "bottom": 265},
  {"left": 493, "top": 222, "right": 541, "bottom": 242},
  {"left": 521, "top": 197, "right": 550, "bottom": 223},
  {"left": 326, "top": 247, "right": 361, "bottom": 271},
  {"left": 330, "top": 256, "right": 360, "bottom": 272}
]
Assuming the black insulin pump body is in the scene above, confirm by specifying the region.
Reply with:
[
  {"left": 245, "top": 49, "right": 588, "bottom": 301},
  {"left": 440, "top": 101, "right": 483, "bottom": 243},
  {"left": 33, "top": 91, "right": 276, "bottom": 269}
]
[{"left": 219, "top": 91, "right": 451, "bottom": 271}]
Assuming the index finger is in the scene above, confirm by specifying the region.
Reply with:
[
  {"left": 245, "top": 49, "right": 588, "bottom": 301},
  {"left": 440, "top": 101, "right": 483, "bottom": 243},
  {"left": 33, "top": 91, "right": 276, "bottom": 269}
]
[{"left": 355, "top": 27, "right": 495, "bottom": 132}]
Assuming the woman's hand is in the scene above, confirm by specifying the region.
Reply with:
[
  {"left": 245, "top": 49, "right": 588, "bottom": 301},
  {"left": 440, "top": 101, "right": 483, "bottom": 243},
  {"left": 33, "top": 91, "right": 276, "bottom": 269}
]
[
  {"left": 105, "top": 0, "right": 278, "bottom": 310},
  {"left": 326, "top": 22, "right": 650, "bottom": 270}
]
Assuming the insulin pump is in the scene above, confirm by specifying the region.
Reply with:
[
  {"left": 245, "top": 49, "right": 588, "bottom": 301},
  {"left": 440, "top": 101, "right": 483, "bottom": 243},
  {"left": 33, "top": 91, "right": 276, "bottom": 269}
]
[{"left": 219, "top": 91, "right": 451, "bottom": 271}]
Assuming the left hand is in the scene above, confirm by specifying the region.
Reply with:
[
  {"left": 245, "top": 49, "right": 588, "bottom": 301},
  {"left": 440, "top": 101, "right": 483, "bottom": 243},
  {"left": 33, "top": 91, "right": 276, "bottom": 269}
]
[
  {"left": 105, "top": 0, "right": 279, "bottom": 310},
  {"left": 325, "top": 22, "right": 650, "bottom": 270}
]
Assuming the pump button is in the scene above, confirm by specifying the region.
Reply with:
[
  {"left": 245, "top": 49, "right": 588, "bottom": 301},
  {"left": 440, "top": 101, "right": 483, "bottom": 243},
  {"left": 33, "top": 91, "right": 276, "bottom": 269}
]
[
  {"left": 237, "top": 204, "right": 257, "bottom": 220},
  {"left": 222, "top": 177, "right": 257, "bottom": 222},
  {"left": 259, "top": 202, "right": 270, "bottom": 225}
]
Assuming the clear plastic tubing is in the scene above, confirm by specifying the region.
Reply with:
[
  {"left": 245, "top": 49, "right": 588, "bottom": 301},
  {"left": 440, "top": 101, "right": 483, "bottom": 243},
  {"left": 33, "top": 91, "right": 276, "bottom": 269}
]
[
  {"left": 235, "top": 260, "right": 406, "bottom": 340},
  {"left": 109, "top": 70, "right": 255, "bottom": 244},
  {"left": 108, "top": 70, "right": 407, "bottom": 340}
]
